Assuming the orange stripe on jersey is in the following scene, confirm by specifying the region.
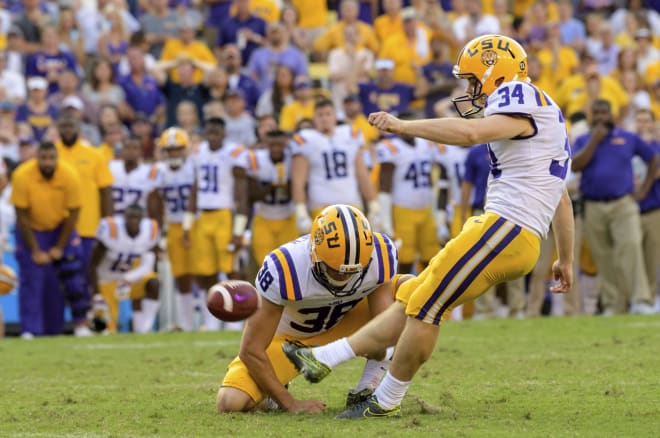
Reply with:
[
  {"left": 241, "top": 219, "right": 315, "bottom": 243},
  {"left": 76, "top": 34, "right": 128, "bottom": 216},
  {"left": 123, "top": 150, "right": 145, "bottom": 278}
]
[
  {"left": 106, "top": 217, "right": 118, "bottom": 239},
  {"left": 382, "top": 139, "right": 398, "bottom": 155},
  {"left": 248, "top": 151, "right": 258, "bottom": 171},
  {"left": 149, "top": 219, "right": 158, "bottom": 241},
  {"left": 148, "top": 165, "right": 159, "bottom": 180},
  {"left": 435, "top": 143, "right": 446, "bottom": 154},
  {"left": 292, "top": 134, "right": 305, "bottom": 145},
  {"left": 231, "top": 146, "right": 246, "bottom": 157}
]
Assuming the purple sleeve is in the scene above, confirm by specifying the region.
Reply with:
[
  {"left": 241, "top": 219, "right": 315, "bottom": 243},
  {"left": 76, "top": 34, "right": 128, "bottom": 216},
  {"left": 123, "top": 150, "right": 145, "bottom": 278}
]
[
  {"left": 14, "top": 104, "right": 27, "bottom": 123},
  {"left": 24, "top": 54, "right": 39, "bottom": 78},
  {"left": 633, "top": 134, "right": 657, "bottom": 162}
]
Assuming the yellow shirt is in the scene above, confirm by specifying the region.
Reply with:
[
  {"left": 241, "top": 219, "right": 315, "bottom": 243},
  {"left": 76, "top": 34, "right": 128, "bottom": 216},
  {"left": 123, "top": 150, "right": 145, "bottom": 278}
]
[
  {"left": 279, "top": 100, "right": 315, "bottom": 132},
  {"left": 11, "top": 159, "right": 82, "bottom": 231},
  {"left": 57, "top": 140, "right": 114, "bottom": 237},
  {"left": 292, "top": 0, "right": 328, "bottom": 28},
  {"left": 379, "top": 31, "right": 431, "bottom": 85},
  {"left": 537, "top": 46, "right": 579, "bottom": 89},
  {"left": 160, "top": 39, "right": 217, "bottom": 84},
  {"left": 644, "top": 61, "right": 659, "bottom": 87},
  {"left": 231, "top": 0, "right": 280, "bottom": 23},
  {"left": 374, "top": 15, "right": 402, "bottom": 44},
  {"left": 350, "top": 113, "right": 379, "bottom": 145},
  {"left": 555, "top": 74, "right": 629, "bottom": 115},
  {"left": 98, "top": 142, "right": 115, "bottom": 162},
  {"left": 313, "top": 22, "right": 379, "bottom": 54}
]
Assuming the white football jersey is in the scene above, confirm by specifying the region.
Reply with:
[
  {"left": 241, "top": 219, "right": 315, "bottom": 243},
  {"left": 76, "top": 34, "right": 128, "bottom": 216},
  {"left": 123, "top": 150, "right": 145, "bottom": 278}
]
[
  {"left": 256, "top": 233, "right": 398, "bottom": 338},
  {"left": 433, "top": 144, "right": 470, "bottom": 211},
  {"left": 109, "top": 161, "right": 161, "bottom": 213},
  {"left": 377, "top": 136, "right": 436, "bottom": 209},
  {"left": 247, "top": 148, "right": 294, "bottom": 220},
  {"left": 290, "top": 125, "right": 364, "bottom": 210},
  {"left": 157, "top": 159, "right": 195, "bottom": 224},
  {"left": 193, "top": 141, "right": 248, "bottom": 210},
  {"left": 483, "top": 80, "right": 570, "bottom": 239},
  {"left": 95, "top": 215, "right": 159, "bottom": 283}
]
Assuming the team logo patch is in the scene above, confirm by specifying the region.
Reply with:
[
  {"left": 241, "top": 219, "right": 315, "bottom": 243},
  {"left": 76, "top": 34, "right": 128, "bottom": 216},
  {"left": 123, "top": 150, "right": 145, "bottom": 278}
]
[
  {"left": 481, "top": 50, "right": 498, "bottom": 67},
  {"left": 314, "top": 228, "right": 324, "bottom": 246}
]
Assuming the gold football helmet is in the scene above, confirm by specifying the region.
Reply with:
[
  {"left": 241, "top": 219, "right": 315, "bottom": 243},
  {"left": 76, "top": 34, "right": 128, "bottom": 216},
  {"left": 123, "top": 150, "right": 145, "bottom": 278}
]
[
  {"left": 452, "top": 34, "right": 528, "bottom": 117},
  {"left": 158, "top": 127, "right": 190, "bottom": 168},
  {"left": 310, "top": 204, "right": 374, "bottom": 297}
]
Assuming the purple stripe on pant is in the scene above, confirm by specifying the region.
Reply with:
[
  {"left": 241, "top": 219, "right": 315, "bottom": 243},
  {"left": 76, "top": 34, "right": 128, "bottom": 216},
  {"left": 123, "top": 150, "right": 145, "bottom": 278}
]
[{"left": 15, "top": 227, "right": 89, "bottom": 336}]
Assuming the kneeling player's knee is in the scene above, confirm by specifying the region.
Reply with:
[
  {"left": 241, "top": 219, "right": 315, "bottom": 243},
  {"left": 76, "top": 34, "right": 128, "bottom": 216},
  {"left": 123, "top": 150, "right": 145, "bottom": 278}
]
[{"left": 216, "top": 387, "right": 253, "bottom": 413}]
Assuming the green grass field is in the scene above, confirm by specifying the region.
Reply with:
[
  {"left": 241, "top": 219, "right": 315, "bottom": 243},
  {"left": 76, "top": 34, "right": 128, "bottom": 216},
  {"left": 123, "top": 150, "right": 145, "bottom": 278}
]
[{"left": 2, "top": 315, "right": 660, "bottom": 437}]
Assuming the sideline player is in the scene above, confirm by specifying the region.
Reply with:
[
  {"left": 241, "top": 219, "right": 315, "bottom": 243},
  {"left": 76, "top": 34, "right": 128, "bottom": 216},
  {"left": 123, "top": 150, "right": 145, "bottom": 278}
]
[
  {"left": 216, "top": 205, "right": 400, "bottom": 413},
  {"left": 284, "top": 34, "right": 575, "bottom": 418},
  {"left": 89, "top": 204, "right": 160, "bottom": 333},
  {"left": 156, "top": 127, "right": 197, "bottom": 331}
]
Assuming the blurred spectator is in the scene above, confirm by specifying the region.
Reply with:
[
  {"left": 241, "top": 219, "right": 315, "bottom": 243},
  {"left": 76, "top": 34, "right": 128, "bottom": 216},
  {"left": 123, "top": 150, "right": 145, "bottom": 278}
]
[
  {"left": 5, "top": 25, "right": 26, "bottom": 74},
  {"left": 119, "top": 44, "right": 165, "bottom": 125},
  {"left": 228, "top": 0, "right": 280, "bottom": 23},
  {"left": 216, "top": 0, "right": 266, "bottom": 66},
  {"left": 203, "top": 98, "right": 227, "bottom": 120},
  {"left": 379, "top": 7, "right": 430, "bottom": 86},
  {"left": 11, "top": 140, "right": 91, "bottom": 338},
  {"left": 452, "top": 0, "right": 500, "bottom": 45},
  {"left": 76, "top": 0, "right": 140, "bottom": 57},
  {"left": 620, "top": 70, "right": 652, "bottom": 132},
  {"left": 536, "top": 21, "right": 578, "bottom": 95},
  {"left": 527, "top": 54, "right": 556, "bottom": 99},
  {"left": 17, "top": 135, "right": 37, "bottom": 163},
  {"left": 0, "top": 50, "right": 26, "bottom": 103},
  {"left": 613, "top": 11, "right": 640, "bottom": 49},
  {"left": 222, "top": 44, "right": 260, "bottom": 113},
  {"left": 131, "top": 113, "right": 158, "bottom": 160},
  {"left": 255, "top": 64, "right": 294, "bottom": 118},
  {"left": 10, "top": 0, "right": 46, "bottom": 54},
  {"left": 279, "top": 76, "right": 314, "bottom": 132},
  {"left": 203, "top": 66, "right": 230, "bottom": 102},
  {"left": 342, "top": 94, "right": 379, "bottom": 146},
  {"left": 56, "top": 6, "right": 85, "bottom": 65},
  {"left": 97, "top": 103, "right": 126, "bottom": 148},
  {"left": 586, "top": 21, "right": 618, "bottom": 76},
  {"left": 61, "top": 96, "right": 102, "bottom": 146},
  {"left": 312, "top": 0, "right": 379, "bottom": 60},
  {"left": 290, "top": 0, "right": 329, "bottom": 51},
  {"left": 571, "top": 99, "right": 659, "bottom": 315},
  {"left": 15, "top": 77, "right": 59, "bottom": 142},
  {"left": 98, "top": 118, "right": 125, "bottom": 161},
  {"left": 175, "top": 100, "right": 202, "bottom": 140},
  {"left": 610, "top": 0, "right": 660, "bottom": 37},
  {"left": 97, "top": 4, "right": 130, "bottom": 70},
  {"left": 252, "top": 113, "right": 278, "bottom": 148},
  {"left": 139, "top": 0, "right": 179, "bottom": 57},
  {"left": 357, "top": 58, "right": 420, "bottom": 116},
  {"left": 610, "top": 47, "right": 638, "bottom": 82},
  {"left": 374, "top": 0, "right": 403, "bottom": 44},
  {"left": 224, "top": 88, "right": 256, "bottom": 145},
  {"left": 0, "top": 100, "right": 19, "bottom": 162},
  {"left": 56, "top": 113, "right": 114, "bottom": 278},
  {"left": 634, "top": 28, "right": 658, "bottom": 79},
  {"left": 328, "top": 23, "right": 374, "bottom": 110},
  {"left": 419, "top": 36, "right": 456, "bottom": 119},
  {"left": 557, "top": 0, "right": 585, "bottom": 51},
  {"left": 247, "top": 22, "right": 308, "bottom": 93},
  {"left": 25, "top": 25, "right": 79, "bottom": 95},
  {"left": 80, "top": 57, "right": 127, "bottom": 122},
  {"left": 160, "top": 16, "right": 217, "bottom": 84},
  {"left": 48, "top": 69, "right": 93, "bottom": 119},
  {"left": 152, "top": 56, "right": 210, "bottom": 128},
  {"left": 280, "top": 4, "right": 309, "bottom": 52},
  {"left": 634, "top": 108, "right": 660, "bottom": 308}
]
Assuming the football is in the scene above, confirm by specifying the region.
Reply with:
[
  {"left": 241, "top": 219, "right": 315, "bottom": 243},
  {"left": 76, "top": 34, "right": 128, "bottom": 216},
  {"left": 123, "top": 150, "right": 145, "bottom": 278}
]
[
  {"left": 206, "top": 280, "right": 261, "bottom": 322},
  {"left": 0, "top": 264, "right": 17, "bottom": 295}
]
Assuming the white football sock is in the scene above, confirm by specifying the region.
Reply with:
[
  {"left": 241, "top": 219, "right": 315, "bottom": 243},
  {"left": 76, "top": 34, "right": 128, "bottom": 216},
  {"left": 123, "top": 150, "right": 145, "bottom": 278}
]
[
  {"left": 139, "top": 298, "right": 160, "bottom": 333},
  {"left": 312, "top": 337, "right": 356, "bottom": 368},
  {"left": 373, "top": 371, "right": 411, "bottom": 409},
  {"left": 176, "top": 292, "right": 195, "bottom": 331},
  {"left": 132, "top": 311, "right": 144, "bottom": 333}
]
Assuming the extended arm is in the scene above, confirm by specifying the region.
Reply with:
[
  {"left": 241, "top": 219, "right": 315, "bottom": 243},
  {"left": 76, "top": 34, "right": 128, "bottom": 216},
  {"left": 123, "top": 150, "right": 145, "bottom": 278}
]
[
  {"left": 88, "top": 241, "right": 107, "bottom": 298},
  {"left": 15, "top": 208, "right": 39, "bottom": 254},
  {"left": 99, "top": 187, "right": 114, "bottom": 218},
  {"left": 550, "top": 187, "right": 575, "bottom": 293}
]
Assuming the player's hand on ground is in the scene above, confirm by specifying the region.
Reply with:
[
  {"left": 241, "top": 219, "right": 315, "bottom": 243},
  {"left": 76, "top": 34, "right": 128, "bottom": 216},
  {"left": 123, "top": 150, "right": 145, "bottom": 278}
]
[
  {"left": 285, "top": 399, "right": 326, "bottom": 414},
  {"left": 368, "top": 112, "right": 403, "bottom": 135},
  {"left": 32, "top": 250, "right": 51, "bottom": 265},
  {"left": 550, "top": 259, "right": 572, "bottom": 293}
]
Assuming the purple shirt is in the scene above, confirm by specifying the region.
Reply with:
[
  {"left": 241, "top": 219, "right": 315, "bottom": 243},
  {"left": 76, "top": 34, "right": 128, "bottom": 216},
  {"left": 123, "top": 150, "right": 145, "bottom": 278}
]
[
  {"left": 358, "top": 82, "right": 415, "bottom": 116},
  {"left": 216, "top": 14, "right": 267, "bottom": 66},
  {"left": 421, "top": 61, "right": 454, "bottom": 118},
  {"left": 639, "top": 140, "right": 660, "bottom": 213},
  {"left": 25, "top": 51, "right": 78, "bottom": 94},
  {"left": 573, "top": 127, "right": 657, "bottom": 200},
  {"left": 206, "top": 1, "right": 233, "bottom": 27},
  {"left": 15, "top": 102, "right": 59, "bottom": 141},
  {"left": 247, "top": 45, "right": 308, "bottom": 93},
  {"left": 463, "top": 144, "right": 491, "bottom": 210},
  {"left": 119, "top": 74, "right": 165, "bottom": 117}
]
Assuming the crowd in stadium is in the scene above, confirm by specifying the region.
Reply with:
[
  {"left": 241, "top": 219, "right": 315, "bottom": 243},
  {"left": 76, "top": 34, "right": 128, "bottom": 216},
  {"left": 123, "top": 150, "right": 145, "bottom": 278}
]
[{"left": 0, "top": 0, "right": 658, "bottom": 338}]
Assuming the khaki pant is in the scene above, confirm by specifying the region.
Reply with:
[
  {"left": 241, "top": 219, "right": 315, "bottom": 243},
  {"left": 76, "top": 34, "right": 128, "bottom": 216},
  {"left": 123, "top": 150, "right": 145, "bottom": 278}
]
[
  {"left": 527, "top": 219, "right": 584, "bottom": 317},
  {"left": 584, "top": 196, "right": 651, "bottom": 313},
  {"left": 640, "top": 208, "right": 660, "bottom": 304}
]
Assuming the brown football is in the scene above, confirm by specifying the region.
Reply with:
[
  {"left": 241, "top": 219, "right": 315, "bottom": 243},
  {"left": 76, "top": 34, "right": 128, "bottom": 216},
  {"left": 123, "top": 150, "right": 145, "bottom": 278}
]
[{"left": 206, "top": 280, "right": 261, "bottom": 322}]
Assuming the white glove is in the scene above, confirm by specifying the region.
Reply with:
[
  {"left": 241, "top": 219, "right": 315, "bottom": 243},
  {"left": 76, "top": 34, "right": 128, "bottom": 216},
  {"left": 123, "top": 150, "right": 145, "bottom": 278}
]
[
  {"left": 374, "top": 193, "right": 394, "bottom": 236},
  {"left": 434, "top": 210, "right": 450, "bottom": 245},
  {"left": 295, "top": 203, "right": 312, "bottom": 234}
]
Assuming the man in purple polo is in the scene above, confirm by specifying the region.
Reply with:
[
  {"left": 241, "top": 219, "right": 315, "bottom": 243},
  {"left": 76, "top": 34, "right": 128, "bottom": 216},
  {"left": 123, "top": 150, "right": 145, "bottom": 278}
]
[
  {"left": 11, "top": 141, "right": 92, "bottom": 338},
  {"left": 216, "top": 0, "right": 266, "bottom": 67}
]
